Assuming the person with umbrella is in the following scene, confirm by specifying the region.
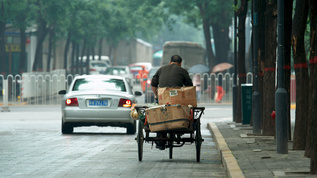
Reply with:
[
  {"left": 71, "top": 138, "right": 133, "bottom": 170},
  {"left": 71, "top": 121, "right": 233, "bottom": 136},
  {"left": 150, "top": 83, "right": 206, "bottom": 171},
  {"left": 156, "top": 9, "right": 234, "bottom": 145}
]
[
  {"left": 212, "top": 63, "right": 233, "bottom": 103},
  {"left": 189, "top": 64, "right": 210, "bottom": 103},
  {"left": 192, "top": 73, "right": 201, "bottom": 102}
]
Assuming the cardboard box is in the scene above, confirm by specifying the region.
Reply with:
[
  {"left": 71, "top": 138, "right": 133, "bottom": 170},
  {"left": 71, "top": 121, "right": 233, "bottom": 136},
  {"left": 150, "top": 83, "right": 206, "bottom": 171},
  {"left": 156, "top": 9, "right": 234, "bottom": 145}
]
[
  {"left": 145, "top": 104, "right": 191, "bottom": 132},
  {"left": 158, "top": 86, "right": 197, "bottom": 107}
]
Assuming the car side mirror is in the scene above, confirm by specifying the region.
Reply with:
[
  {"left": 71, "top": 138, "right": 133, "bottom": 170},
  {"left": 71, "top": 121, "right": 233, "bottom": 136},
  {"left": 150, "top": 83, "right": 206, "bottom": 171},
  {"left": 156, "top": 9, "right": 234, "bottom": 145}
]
[
  {"left": 58, "top": 90, "right": 66, "bottom": 95},
  {"left": 134, "top": 91, "right": 142, "bottom": 96}
]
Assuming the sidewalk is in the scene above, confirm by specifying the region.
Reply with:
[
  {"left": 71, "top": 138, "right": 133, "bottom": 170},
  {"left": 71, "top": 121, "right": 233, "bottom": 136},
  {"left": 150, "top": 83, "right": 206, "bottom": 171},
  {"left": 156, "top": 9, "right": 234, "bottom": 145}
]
[{"left": 208, "top": 122, "right": 315, "bottom": 178}]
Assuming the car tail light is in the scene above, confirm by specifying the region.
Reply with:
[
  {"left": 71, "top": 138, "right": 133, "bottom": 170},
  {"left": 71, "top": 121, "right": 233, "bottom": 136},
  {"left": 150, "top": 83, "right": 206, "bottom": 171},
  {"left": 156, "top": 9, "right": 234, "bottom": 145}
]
[
  {"left": 65, "top": 98, "right": 78, "bottom": 106},
  {"left": 118, "top": 98, "right": 132, "bottom": 107},
  {"left": 90, "top": 68, "right": 97, "bottom": 71},
  {"left": 147, "top": 80, "right": 151, "bottom": 84}
]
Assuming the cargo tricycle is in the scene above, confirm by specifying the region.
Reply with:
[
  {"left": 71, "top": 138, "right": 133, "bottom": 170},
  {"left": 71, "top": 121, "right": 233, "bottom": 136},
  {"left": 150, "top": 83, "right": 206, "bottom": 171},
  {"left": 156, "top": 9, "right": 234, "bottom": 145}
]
[{"left": 134, "top": 105, "right": 205, "bottom": 162}]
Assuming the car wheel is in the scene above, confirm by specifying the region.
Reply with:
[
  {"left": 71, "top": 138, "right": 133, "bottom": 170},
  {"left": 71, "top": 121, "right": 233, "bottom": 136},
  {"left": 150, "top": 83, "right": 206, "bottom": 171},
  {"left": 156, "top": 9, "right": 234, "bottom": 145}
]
[
  {"left": 127, "top": 121, "right": 136, "bottom": 134},
  {"left": 61, "top": 122, "right": 73, "bottom": 134}
]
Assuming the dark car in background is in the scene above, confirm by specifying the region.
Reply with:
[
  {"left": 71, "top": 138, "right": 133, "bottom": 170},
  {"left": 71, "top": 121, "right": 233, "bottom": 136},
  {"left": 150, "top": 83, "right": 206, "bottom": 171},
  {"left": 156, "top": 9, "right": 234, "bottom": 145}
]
[{"left": 144, "top": 66, "right": 160, "bottom": 103}]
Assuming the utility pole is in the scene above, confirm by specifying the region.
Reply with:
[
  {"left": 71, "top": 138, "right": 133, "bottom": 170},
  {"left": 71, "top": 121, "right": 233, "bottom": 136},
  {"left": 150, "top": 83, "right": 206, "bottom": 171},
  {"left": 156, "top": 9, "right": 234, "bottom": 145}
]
[
  {"left": 252, "top": 0, "right": 261, "bottom": 134},
  {"left": 276, "top": 0, "right": 288, "bottom": 154},
  {"left": 232, "top": 0, "right": 238, "bottom": 122}
]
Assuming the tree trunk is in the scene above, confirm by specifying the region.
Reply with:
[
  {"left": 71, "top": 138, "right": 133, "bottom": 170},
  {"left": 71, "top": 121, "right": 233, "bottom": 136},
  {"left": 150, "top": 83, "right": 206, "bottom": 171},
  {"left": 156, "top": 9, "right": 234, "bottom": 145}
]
[
  {"left": 236, "top": 0, "right": 248, "bottom": 123},
  {"left": 258, "top": 0, "right": 266, "bottom": 131},
  {"left": 18, "top": 25, "right": 27, "bottom": 74},
  {"left": 291, "top": 0, "right": 309, "bottom": 150},
  {"left": 262, "top": 0, "right": 277, "bottom": 136},
  {"left": 75, "top": 42, "right": 80, "bottom": 74},
  {"left": 284, "top": 0, "right": 293, "bottom": 141},
  {"left": 32, "top": 18, "right": 48, "bottom": 72},
  {"left": 202, "top": 19, "right": 215, "bottom": 69},
  {"left": 0, "top": 1, "right": 6, "bottom": 75},
  {"left": 113, "top": 45, "right": 118, "bottom": 66},
  {"left": 70, "top": 41, "right": 75, "bottom": 75},
  {"left": 46, "top": 29, "right": 55, "bottom": 72},
  {"left": 212, "top": 23, "right": 230, "bottom": 64},
  {"left": 80, "top": 39, "right": 86, "bottom": 74},
  {"left": 64, "top": 32, "right": 71, "bottom": 70},
  {"left": 85, "top": 47, "right": 90, "bottom": 75},
  {"left": 308, "top": 0, "right": 317, "bottom": 174},
  {"left": 98, "top": 38, "right": 103, "bottom": 60}
]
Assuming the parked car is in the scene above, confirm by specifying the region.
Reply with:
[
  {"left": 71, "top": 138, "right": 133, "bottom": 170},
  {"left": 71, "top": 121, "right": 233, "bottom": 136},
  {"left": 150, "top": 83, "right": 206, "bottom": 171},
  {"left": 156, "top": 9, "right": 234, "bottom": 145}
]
[
  {"left": 58, "top": 75, "right": 142, "bottom": 134},
  {"left": 89, "top": 60, "right": 110, "bottom": 75},
  {"left": 72, "top": 56, "right": 112, "bottom": 75},
  {"left": 103, "top": 66, "right": 134, "bottom": 87},
  {"left": 144, "top": 66, "right": 160, "bottom": 103}
]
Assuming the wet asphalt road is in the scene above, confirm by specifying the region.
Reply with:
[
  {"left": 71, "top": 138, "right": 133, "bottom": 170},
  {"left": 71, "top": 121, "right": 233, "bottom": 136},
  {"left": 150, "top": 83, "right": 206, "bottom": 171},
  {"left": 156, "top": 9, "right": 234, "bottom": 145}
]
[{"left": 0, "top": 105, "right": 230, "bottom": 178}]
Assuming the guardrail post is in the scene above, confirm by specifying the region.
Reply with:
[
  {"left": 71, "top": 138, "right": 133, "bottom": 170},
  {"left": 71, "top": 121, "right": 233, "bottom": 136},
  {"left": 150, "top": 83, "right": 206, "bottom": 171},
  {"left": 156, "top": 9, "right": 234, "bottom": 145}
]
[{"left": 1, "top": 79, "right": 10, "bottom": 112}]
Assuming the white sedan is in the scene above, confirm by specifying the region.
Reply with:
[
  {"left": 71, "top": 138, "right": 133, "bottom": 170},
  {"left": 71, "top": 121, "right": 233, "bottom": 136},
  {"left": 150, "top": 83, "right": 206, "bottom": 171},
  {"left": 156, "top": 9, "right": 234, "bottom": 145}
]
[
  {"left": 58, "top": 75, "right": 142, "bottom": 134},
  {"left": 103, "top": 66, "right": 134, "bottom": 87}
]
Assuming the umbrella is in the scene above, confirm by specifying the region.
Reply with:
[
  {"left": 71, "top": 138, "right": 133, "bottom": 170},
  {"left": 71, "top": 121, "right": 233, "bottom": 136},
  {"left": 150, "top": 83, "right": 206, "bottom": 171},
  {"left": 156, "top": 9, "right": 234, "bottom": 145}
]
[
  {"left": 212, "top": 63, "right": 233, "bottom": 73},
  {"left": 188, "top": 64, "right": 210, "bottom": 74},
  {"left": 152, "top": 50, "right": 163, "bottom": 59}
]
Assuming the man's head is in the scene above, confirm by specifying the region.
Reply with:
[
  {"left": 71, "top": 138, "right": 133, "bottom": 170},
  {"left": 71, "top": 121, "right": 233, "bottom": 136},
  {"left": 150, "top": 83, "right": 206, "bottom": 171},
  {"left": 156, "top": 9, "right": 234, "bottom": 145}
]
[{"left": 170, "top": 55, "right": 182, "bottom": 66}]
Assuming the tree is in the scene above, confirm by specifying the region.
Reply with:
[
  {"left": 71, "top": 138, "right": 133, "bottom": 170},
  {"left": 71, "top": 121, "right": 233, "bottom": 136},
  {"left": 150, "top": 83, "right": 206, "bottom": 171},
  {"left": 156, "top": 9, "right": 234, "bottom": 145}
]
[
  {"left": 308, "top": 0, "right": 317, "bottom": 174},
  {"left": 291, "top": 0, "right": 309, "bottom": 150},
  {"left": 30, "top": 0, "right": 69, "bottom": 71},
  {"left": 7, "top": 0, "right": 29, "bottom": 74},
  {"left": 284, "top": 0, "right": 293, "bottom": 141},
  {"left": 257, "top": 0, "right": 266, "bottom": 131},
  {"left": 0, "top": 0, "right": 9, "bottom": 75},
  {"left": 235, "top": 0, "right": 248, "bottom": 123},
  {"left": 164, "top": 0, "right": 233, "bottom": 69},
  {"left": 261, "top": 0, "right": 277, "bottom": 136}
]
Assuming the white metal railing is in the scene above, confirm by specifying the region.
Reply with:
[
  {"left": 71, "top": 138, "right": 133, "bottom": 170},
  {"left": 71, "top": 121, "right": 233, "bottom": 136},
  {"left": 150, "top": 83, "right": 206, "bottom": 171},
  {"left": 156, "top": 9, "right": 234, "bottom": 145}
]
[{"left": 1, "top": 72, "right": 294, "bottom": 106}]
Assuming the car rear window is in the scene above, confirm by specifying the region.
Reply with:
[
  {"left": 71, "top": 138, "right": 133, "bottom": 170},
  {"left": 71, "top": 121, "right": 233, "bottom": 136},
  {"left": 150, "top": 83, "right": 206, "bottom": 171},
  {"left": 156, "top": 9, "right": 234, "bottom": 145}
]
[
  {"left": 129, "top": 66, "right": 143, "bottom": 70},
  {"left": 72, "top": 78, "right": 126, "bottom": 92},
  {"left": 104, "top": 68, "right": 127, "bottom": 75},
  {"left": 91, "top": 62, "right": 108, "bottom": 67}
]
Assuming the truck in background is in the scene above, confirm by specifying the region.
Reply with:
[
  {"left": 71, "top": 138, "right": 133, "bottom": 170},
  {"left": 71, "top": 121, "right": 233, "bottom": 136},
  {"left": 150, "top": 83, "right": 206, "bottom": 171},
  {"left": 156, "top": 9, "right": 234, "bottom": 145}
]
[
  {"left": 115, "top": 38, "right": 153, "bottom": 66},
  {"left": 162, "top": 41, "right": 206, "bottom": 70}
]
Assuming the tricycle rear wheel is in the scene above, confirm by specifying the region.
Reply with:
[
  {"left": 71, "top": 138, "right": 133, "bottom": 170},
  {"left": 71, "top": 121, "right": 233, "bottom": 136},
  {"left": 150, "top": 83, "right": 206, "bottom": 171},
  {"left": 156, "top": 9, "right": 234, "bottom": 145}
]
[
  {"left": 137, "top": 120, "right": 144, "bottom": 161},
  {"left": 195, "top": 119, "right": 202, "bottom": 162}
]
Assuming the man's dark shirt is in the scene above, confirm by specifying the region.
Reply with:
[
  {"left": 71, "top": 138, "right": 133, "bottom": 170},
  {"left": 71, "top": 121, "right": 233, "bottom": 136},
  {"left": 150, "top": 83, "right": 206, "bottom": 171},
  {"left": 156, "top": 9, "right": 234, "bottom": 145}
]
[{"left": 151, "top": 64, "right": 193, "bottom": 88}]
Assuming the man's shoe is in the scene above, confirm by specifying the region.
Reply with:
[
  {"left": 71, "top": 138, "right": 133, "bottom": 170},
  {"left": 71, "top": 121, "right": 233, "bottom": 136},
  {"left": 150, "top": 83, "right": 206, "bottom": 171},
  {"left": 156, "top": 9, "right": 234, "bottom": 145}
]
[
  {"left": 155, "top": 141, "right": 165, "bottom": 150},
  {"left": 155, "top": 144, "right": 165, "bottom": 150}
]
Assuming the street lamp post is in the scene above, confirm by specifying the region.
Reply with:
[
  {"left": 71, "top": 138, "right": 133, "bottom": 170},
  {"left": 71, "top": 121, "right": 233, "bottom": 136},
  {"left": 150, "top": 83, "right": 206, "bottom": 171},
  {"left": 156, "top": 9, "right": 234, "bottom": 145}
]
[
  {"left": 252, "top": 0, "right": 261, "bottom": 134},
  {"left": 276, "top": 0, "right": 288, "bottom": 154},
  {"left": 232, "top": 0, "right": 238, "bottom": 122}
]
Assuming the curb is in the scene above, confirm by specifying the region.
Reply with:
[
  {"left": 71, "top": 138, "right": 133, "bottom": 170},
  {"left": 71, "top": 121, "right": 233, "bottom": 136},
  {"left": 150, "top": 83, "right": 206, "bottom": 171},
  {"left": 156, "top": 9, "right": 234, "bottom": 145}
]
[{"left": 207, "top": 122, "right": 245, "bottom": 178}]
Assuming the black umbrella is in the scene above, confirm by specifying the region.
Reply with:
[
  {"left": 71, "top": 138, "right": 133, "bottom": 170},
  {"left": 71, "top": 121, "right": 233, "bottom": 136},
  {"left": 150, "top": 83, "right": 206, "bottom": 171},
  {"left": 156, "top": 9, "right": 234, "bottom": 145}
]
[{"left": 188, "top": 64, "right": 210, "bottom": 74}]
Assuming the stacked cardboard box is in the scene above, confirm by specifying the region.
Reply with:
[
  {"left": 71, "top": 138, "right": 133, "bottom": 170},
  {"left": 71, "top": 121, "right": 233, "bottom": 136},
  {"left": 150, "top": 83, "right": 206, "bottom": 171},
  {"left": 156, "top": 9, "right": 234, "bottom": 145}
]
[
  {"left": 144, "top": 86, "right": 197, "bottom": 132},
  {"left": 157, "top": 86, "right": 197, "bottom": 107},
  {"left": 145, "top": 104, "right": 191, "bottom": 132}
]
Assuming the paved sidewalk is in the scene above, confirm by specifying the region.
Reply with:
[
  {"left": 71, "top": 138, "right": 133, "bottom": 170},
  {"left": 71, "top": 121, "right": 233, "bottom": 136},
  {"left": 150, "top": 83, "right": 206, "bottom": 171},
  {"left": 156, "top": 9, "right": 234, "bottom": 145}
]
[{"left": 208, "top": 122, "right": 315, "bottom": 178}]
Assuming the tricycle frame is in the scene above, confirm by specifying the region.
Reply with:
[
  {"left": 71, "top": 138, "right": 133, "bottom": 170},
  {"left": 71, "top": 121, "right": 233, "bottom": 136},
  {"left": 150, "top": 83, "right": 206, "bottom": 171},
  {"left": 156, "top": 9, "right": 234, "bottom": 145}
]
[{"left": 135, "top": 106, "right": 205, "bottom": 162}]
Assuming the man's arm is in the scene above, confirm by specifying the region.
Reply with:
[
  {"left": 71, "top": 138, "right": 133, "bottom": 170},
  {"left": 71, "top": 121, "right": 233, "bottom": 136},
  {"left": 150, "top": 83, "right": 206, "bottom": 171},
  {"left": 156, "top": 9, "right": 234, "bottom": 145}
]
[
  {"left": 151, "top": 68, "right": 160, "bottom": 98},
  {"left": 184, "top": 71, "right": 193, "bottom": 86},
  {"left": 152, "top": 86, "right": 158, "bottom": 99}
]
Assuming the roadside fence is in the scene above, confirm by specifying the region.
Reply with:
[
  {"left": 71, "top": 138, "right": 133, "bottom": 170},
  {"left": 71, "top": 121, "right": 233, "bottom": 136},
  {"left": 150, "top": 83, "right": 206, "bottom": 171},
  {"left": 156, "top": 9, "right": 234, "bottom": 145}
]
[{"left": 0, "top": 72, "right": 295, "bottom": 106}]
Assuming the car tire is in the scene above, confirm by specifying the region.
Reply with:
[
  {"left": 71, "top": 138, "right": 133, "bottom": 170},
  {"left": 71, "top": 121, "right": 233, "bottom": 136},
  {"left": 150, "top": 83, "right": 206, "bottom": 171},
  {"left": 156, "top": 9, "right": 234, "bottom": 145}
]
[
  {"left": 61, "top": 122, "right": 73, "bottom": 134},
  {"left": 127, "top": 121, "right": 136, "bottom": 134}
]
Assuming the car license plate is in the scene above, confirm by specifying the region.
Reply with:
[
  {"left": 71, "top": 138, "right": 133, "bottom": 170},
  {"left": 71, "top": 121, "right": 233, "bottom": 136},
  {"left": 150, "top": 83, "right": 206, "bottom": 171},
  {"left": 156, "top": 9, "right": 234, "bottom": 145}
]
[{"left": 88, "top": 99, "right": 108, "bottom": 106}]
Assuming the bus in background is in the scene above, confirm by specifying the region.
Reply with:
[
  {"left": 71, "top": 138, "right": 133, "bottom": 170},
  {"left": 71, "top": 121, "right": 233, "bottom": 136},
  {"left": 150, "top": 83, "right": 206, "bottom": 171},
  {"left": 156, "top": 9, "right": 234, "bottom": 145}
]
[{"left": 162, "top": 41, "right": 206, "bottom": 70}]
